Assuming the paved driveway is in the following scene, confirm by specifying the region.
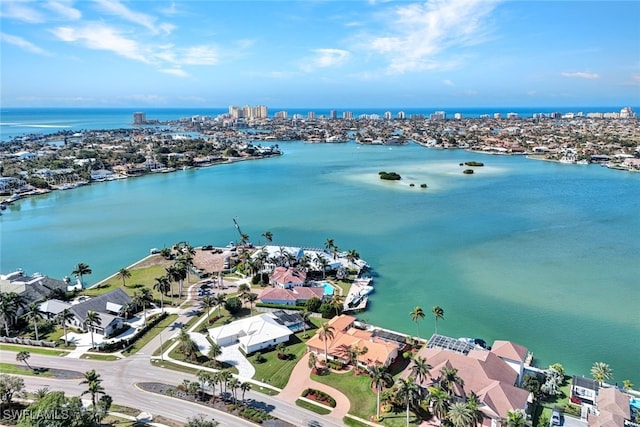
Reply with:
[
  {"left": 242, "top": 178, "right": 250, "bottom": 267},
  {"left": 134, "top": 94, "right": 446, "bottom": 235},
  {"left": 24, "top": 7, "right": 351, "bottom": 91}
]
[{"left": 219, "top": 343, "right": 256, "bottom": 380}]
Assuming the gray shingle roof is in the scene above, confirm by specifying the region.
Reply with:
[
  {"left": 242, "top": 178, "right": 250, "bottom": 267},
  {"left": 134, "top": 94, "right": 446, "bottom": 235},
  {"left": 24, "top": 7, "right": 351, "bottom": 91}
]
[{"left": 70, "top": 288, "right": 131, "bottom": 324}]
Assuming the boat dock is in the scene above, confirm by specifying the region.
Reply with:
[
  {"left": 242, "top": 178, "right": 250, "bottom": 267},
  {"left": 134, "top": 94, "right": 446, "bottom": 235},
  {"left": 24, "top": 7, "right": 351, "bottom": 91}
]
[{"left": 343, "top": 277, "right": 373, "bottom": 312}]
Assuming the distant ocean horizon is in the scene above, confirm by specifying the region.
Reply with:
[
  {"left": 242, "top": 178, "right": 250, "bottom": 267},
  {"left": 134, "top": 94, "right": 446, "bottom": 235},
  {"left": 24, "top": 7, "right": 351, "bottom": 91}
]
[{"left": 0, "top": 105, "right": 636, "bottom": 142}]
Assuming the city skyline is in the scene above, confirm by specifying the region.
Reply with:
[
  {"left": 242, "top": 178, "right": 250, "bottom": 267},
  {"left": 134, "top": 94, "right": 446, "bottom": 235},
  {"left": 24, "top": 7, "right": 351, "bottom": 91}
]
[{"left": 1, "top": 0, "right": 639, "bottom": 108}]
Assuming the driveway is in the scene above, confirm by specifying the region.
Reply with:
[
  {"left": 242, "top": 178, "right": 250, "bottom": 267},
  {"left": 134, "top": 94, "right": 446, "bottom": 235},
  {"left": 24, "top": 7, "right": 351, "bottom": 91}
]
[{"left": 219, "top": 343, "right": 256, "bottom": 380}]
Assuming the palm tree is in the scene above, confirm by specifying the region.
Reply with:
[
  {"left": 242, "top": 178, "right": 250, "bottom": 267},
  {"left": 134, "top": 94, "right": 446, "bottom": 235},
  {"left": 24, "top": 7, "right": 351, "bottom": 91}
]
[
  {"left": 330, "top": 293, "right": 345, "bottom": 316},
  {"left": 244, "top": 293, "right": 258, "bottom": 315},
  {"left": 173, "top": 262, "right": 188, "bottom": 298},
  {"left": 315, "top": 254, "right": 330, "bottom": 279},
  {"left": 80, "top": 369, "right": 105, "bottom": 410},
  {"left": 16, "top": 351, "right": 32, "bottom": 370},
  {"left": 262, "top": 231, "right": 273, "bottom": 244},
  {"left": 410, "top": 306, "right": 426, "bottom": 339},
  {"left": 318, "top": 323, "right": 335, "bottom": 364},
  {"left": 506, "top": 409, "right": 527, "bottom": 427},
  {"left": 177, "top": 328, "right": 198, "bottom": 360},
  {"left": 196, "top": 370, "right": 211, "bottom": 397},
  {"left": 116, "top": 268, "right": 131, "bottom": 287},
  {"left": 440, "top": 366, "right": 464, "bottom": 397},
  {"left": 448, "top": 402, "right": 473, "bottom": 427},
  {"left": 219, "top": 370, "right": 232, "bottom": 394},
  {"left": 228, "top": 377, "right": 241, "bottom": 403},
  {"left": 133, "top": 287, "right": 153, "bottom": 326},
  {"left": 85, "top": 310, "right": 102, "bottom": 349},
  {"left": 240, "top": 381, "right": 251, "bottom": 403},
  {"left": 72, "top": 262, "right": 92, "bottom": 286},
  {"left": 590, "top": 361, "right": 613, "bottom": 385},
  {"left": 213, "top": 293, "right": 226, "bottom": 317},
  {"left": 396, "top": 377, "right": 420, "bottom": 427},
  {"left": 346, "top": 249, "right": 360, "bottom": 265},
  {"left": 432, "top": 305, "right": 444, "bottom": 334},
  {"left": 368, "top": 364, "right": 393, "bottom": 421},
  {"left": 208, "top": 342, "right": 222, "bottom": 366},
  {"left": 0, "top": 292, "right": 25, "bottom": 336},
  {"left": 428, "top": 385, "right": 450, "bottom": 426},
  {"left": 201, "top": 295, "right": 215, "bottom": 320},
  {"left": 153, "top": 276, "right": 171, "bottom": 312},
  {"left": 23, "top": 302, "right": 44, "bottom": 341},
  {"left": 300, "top": 309, "right": 312, "bottom": 337},
  {"left": 467, "top": 391, "right": 485, "bottom": 426},
  {"left": 308, "top": 352, "right": 317, "bottom": 372},
  {"left": 324, "top": 238, "right": 335, "bottom": 254},
  {"left": 410, "top": 355, "right": 432, "bottom": 385},
  {"left": 56, "top": 308, "right": 74, "bottom": 346},
  {"left": 165, "top": 265, "right": 180, "bottom": 305}
]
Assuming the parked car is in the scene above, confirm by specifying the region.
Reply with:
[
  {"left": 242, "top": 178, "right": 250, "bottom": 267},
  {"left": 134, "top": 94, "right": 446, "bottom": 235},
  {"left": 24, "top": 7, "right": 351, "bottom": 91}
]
[{"left": 551, "top": 409, "right": 561, "bottom": 426}]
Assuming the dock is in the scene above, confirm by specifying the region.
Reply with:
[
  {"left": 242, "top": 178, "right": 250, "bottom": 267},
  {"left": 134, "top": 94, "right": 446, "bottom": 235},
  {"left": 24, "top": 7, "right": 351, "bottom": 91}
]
[{"left": 343, "top": 277, "right": 374, "bottom": 312}]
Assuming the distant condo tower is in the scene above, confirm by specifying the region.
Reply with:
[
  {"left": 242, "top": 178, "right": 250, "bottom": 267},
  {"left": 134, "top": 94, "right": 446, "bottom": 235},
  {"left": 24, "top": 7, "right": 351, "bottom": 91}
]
[{"left": 133, "top": 112, "right": 146, "bottom": 125}]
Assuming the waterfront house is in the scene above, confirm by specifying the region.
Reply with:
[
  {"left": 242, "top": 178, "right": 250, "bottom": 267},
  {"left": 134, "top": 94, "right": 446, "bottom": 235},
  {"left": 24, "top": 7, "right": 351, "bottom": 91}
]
[
  {"left": 208, "top": 312, "right": 293, "bottom": 354},
  {"left": 270, "top": 310, "right": 307, "bottom": 333},
  {"left": 258, "top": 286, "right": 324, "bottom": 306},
  {"left": 269, "top": 266, "right": 307, "bottom": 289},
  {"left": 572, "top": 376, "right": 599, "bottom": 406},
  {"left": 404, "top": 335, "right": 532, "bottom": 426},
  {"left": 0, "top": 270, "right": 70, "bottom": 327},
  {"left": 68, "top": 288, "right": 131, "bottom": 338},
  {"left": 587, "top": 387, "right": 631, "bottom": 427},
  {"left": 306, "top": 314, "right": 400, "bottom": 368}
]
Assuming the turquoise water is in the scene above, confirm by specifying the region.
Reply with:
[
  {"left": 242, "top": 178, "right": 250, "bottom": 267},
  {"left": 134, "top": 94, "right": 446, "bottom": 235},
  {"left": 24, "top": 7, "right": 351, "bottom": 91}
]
[
  {"left": 323, "top": 282, "right": 335, "bottom": 296},
  {"left": 1, "top": 141, "right": 638, "bottom": 384}
]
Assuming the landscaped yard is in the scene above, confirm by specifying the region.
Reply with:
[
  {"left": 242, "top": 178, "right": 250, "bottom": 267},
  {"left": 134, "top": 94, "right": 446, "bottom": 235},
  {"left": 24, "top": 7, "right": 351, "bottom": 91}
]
[
  {"left": 311, "top": 370, "right": 377, "bottom": 420},
  {"left": 122, "top": 314, "right": 178, "bottom": 356},
  {"left": 250, "top": 328, "right": 314, "bottom": 389},
  {"left": 0, "top": 362, "right": 53, "bottom": 377},
  {"left": 0, "top": 343, "right": 69, "bottom": 356},
  {"left": 82, "top": 263, "right": 195, "bottom": 308}
]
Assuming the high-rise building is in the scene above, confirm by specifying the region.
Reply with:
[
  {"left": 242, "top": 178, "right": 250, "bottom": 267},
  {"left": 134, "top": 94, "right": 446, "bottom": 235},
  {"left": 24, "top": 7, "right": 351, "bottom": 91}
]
[
  {"left": 397, "top": 111, "right": 406, "bottom": 120},
  {"left": 330, "top": 110, "right": 337, "bottom": 120},
  {"left": 342, "top": 111, "right": 353, "bottom": 119},
  {"left": 229, "top": 105, "right": 240, "bottom": 119},
  {"left": 133, "top": 112, "right": 146, "bottom": 125},
  {"left": 384, "top": 111, "right": 392, "bottom": 120},
  {"left": 307, "top": 111, "right": 316, "bottom": 120},
  {"left": 454, "top": 113, "right": 463, "bottom": 120},
  {"left": 493, "top": 113, "right": 502, "bottom": 119},
  {"left": 431, "top": 111, "right": 446, "bottom": 120},
  {"left": 253, "top": 105, "right": 268, "bottom": 119}
]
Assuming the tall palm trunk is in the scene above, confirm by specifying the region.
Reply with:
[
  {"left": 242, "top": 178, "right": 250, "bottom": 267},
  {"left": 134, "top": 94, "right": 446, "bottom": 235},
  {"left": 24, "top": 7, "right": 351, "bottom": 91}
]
[{"left": 33, "top": 320, "right": 39, "bottom": 341}]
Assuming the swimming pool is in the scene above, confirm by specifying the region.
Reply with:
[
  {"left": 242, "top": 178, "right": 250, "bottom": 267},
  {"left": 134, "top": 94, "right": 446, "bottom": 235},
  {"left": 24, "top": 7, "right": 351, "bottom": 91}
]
[
  {"left": 631, "top": 397, "right": 640, "bottom": 410},
  {"left": 322, "top": 282, "right": 335, "bottom": 296}
]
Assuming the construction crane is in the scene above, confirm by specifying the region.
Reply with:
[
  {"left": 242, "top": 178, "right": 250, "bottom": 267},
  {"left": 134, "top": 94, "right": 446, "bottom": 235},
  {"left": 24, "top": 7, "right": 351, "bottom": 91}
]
[{"left": 233, "top": 217, "right": 250, "bottom": 246}]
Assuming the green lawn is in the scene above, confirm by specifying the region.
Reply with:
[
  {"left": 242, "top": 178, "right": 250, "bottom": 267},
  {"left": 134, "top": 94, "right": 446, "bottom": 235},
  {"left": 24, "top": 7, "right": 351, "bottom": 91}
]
[
  {"left": 0, "top": 362, "right": 54, "bottom": 377},
  {"left": 250, "top": 325, "right": 318, "bottom": 389},
  {"left": 311, "top": 370, "right": 377, "bottom": 420},
  {"left": 81, "top": 353, "right": 120, "bottom": 361},
  {"left": 83, "top": 263, "right": 194, "bottom": 308},
  {"left": 296, "top": 399, "right": 332, "bottom": 415},
  {"left": 0, "top": 343, "right": 69, "bottom": 356},
  {"left": 122, "top": 314, "right": 178, "bottom": 356}
]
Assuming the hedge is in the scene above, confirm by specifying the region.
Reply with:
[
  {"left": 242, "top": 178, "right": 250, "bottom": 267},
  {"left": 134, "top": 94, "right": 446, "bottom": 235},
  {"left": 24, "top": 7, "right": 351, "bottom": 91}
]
[{"left": 255, "top": 302, "right": 307, "bottom": 311}]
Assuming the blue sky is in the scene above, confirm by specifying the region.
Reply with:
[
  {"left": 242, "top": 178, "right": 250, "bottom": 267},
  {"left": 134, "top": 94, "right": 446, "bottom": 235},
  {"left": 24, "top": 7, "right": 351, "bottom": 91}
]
[{"left": 1, "top": 0, "right": 639, "bottom": 108}]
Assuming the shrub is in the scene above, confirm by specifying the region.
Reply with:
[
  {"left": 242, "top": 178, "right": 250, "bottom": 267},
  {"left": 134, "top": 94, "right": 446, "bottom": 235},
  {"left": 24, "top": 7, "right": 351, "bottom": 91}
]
[
  {"left": 251, "top": 273, "right": 270, "bottom": 285},
  {"left": 420, "top": 183, "right": 427, "bottom": 188},
  {"left": 463, "top": 169, "right": 474, "bottom": 174},
  {"left": 255, "top": 302, "right": 306, "bottom": 311},
  {"left": 464, "top": 161, "right": 484, "bottom": 166},
  {"left": 306, "top": 297, "right": 322, "bottom": 312},
  {"left": 224, "top": 297, "right": 242, "bottom": 314},
  {"left": 409, "top": 183, "right": 415, "bottom": 187},
  {"left": 254, "top": 351, "right": 266, "bottom": 363}
]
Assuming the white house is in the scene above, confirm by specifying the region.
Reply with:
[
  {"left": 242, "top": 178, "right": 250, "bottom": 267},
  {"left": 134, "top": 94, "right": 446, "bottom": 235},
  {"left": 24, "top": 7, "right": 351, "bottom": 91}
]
[{"left": 208, "top": 313, "right": 293, "bottom": 354}]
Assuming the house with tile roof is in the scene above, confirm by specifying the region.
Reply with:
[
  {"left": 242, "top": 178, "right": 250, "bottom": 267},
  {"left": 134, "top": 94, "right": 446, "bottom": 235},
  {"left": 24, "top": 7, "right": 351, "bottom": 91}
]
[
  {"left": 405, "top": 339, "right": 532, "bottom": 426},
  {"left": 258, "top": 286, "right": 324, "bottom": 306},
  {"left": 588, "top": 387, "right": 631, "bottom": 427},
  {"left": 269, "top": 266, "right": 307, "bottom": 288},
  {"left": 306, "top": 314, "right": 400, "bottom": 368}
]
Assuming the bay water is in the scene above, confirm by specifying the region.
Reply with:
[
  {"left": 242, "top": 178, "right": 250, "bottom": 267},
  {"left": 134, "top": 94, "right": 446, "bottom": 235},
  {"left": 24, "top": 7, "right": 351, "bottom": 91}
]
[{"left": 1, "top": 113, "right": 638, "bottom": 385}]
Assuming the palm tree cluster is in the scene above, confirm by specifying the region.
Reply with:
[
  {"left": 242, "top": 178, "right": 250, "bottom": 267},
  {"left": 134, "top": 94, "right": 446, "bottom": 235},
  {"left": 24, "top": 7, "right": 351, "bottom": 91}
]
[
  {"left": 192, "top": 370, "right": 252, "bottom": 405},
  {"left": 374, "top": 354, "right": 492, "bottom": 427},
  {"left": 409, "top": 305, "right": 445, "bottom": 340}
]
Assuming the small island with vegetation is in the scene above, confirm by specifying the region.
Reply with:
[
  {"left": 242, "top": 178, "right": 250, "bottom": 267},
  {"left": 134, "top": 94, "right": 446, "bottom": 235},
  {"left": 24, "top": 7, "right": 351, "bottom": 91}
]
[{"left": 379, "top": 171, "right": 401, "bottom": 181}]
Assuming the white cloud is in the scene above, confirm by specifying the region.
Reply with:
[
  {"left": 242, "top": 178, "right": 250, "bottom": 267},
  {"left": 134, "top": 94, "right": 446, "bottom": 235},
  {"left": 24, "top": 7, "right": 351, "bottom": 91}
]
[
  {"left": 45, "top": 1, "right": 81, "bottom": 20},
  {"left": 365, "top": 0, "right": 500, "bottom": 74},
  {"left": 51, "top": 23, "right": 149, "bottom": 63},
  {"left": 1, "top": 32, "right": 50, "bottom": 55},
  {"left": 560, "top": 72, "right": 600, "bottom": 79},
  {"left": 160, "top": 68, "right": 189, "bottom": 77},
  {"left": 443, "top": 79, "right": 454, "bottom": 86},
  {"left": 155, "top": 44, "right": 218, "bottom": 66},
  {"left": 301, "top": 48, "right": 351, "bottom": 72},
  {"left": 1, "top": 0, "right": 45, "bottom": 23},
  {"left": 92, "top": 0, "right": 174, "bottom": 35}
]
